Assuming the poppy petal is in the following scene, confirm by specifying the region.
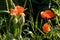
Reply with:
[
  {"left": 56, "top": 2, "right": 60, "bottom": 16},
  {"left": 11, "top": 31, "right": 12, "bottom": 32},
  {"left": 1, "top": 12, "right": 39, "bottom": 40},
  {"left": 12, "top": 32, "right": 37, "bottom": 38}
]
[{"left": 42, "top": 22, "right": 51, "bottom": 33}]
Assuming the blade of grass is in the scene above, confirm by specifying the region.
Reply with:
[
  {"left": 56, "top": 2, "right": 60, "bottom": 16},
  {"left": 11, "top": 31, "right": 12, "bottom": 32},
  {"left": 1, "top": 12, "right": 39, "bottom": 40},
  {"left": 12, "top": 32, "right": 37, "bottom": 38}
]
[
  {"left": 29, "top": 0, "right": 33, "bottom": 15},
  {"left": 35, "top": 11, "right": 45, "bottom": 35},
  {"left": 28, "top": 0, "right": 35, "bottom": 34}
]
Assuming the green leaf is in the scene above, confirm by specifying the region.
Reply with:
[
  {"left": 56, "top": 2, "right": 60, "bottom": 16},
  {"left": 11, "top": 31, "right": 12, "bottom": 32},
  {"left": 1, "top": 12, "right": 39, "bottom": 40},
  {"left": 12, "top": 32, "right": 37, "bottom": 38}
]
[
  {"left": 57, "top": 32, "right": 60, "bottom": 38},
  {"left": 51, "top": 8, "right": 60, "bottom": 16}
]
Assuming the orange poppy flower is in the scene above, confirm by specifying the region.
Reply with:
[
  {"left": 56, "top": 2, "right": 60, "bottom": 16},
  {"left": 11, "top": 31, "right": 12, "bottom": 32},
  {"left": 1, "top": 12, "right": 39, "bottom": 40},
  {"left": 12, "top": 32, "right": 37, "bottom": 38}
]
[
  {"left": 40, "top": 10, "right": 54, "bottom": 19},
  {"left": 15, "top": 5, "right": 24, "bottom": 14},
  {"left": 40, "top": 11, "right": 47, "bottom": 18},
  {"left": 42, "top": 22, "right": 51, "bottom": 33},
  {"left": 10, "top": 8, "right": 18, "bottom": 15},
  {"left": 10, "top": 5, "right": 24, "bottom": 16}
]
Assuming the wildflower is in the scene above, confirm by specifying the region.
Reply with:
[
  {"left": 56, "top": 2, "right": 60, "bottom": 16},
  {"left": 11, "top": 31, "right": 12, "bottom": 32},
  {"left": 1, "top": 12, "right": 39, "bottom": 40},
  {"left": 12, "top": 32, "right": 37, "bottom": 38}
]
[
  {"left": 42, "top": 22, "right": 51, "bottom": 33},
  {"left": 10, "top": 5, "right": 25, "bottom": 16},
  {"left": 15, "top": 5, "right": 24, "bottom": 13},
  {"left": 40, "top": 11, "right": 47, "bottom": 18},
  {"left": 40, "top": 10, "right": 54, "bottom": 19},
  {"left": 10, "top": 8, "right": 18, "bottom": 15}
]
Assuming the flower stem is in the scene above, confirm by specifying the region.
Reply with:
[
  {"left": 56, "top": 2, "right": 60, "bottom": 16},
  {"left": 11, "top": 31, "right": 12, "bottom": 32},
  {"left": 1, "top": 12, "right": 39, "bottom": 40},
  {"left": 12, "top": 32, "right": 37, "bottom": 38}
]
[
  {"left": 47, "top": 19, "right": 52, "bottom": 26},
  {"left": 36, "top": 27, "right": 45, "bottom": 35},
  {"left": 49, "top": 0, "right": 51, "bottom": 9},
  {"left": 56, "top": 16, "right": 60, "bottom": 27},
  {"left": 10, "top": 0, "right": 15, "bottom": 7},
  {"left": 6, "top": 0, "right": 9, "bottom": 11},
  {"left": 24, "top": 0, "right": 27, "bottom": 8}
]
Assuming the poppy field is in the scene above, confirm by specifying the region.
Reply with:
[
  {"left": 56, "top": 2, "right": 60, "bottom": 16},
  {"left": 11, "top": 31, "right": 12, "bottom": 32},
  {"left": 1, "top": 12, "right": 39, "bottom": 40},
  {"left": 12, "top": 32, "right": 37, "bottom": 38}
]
[{"left": 0, "top": 0, "right": 60, "bottom": 40}]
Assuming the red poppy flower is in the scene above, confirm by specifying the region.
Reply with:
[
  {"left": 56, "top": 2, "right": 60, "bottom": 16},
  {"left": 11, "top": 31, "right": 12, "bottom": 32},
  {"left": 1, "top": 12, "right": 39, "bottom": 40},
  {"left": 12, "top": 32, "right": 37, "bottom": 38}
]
[
  {"left": 42, "top": 22, "right": 51, "bottom": 33},
  {"left": 15, "top": 5, "right": 24, "bottom": 14},
  {"left": 40, "top": 10, "right": 54, "bottom": 19},
  {"left": 10, "top": 9, "right": 18, "bottom": 15},
  {"left": 40, "top": 11, "right": 47, "bottom": 18},
  {"left": 10, "top": 5, "right": 24, "bottom": 15}
]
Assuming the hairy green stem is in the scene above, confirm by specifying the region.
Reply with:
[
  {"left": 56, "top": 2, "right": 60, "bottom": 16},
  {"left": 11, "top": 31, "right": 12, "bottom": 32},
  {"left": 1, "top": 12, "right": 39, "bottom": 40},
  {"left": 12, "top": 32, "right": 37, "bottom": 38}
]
[
  {"left": 24, "top": 0, "right": 27, "bottom": 8},
  {"left": 56, "top": 16, "right": 60, "bottom": 27},
  {"left": 49, "top": 1, "right": 51, "bottom": 9},
  {"left": 6, "top": 0, "right": 9, "bottom": 11},
  {"left": 37, "top": 27, "right": 45, "bottom": 35},
  {"left": 10, "top": 0, "right": 15, "bottom": 7}
]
